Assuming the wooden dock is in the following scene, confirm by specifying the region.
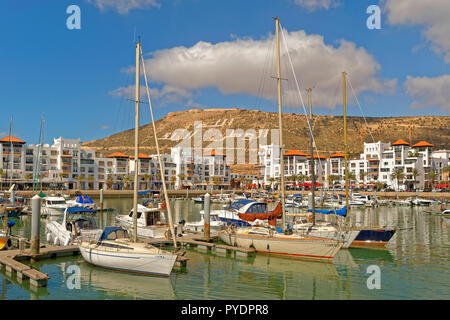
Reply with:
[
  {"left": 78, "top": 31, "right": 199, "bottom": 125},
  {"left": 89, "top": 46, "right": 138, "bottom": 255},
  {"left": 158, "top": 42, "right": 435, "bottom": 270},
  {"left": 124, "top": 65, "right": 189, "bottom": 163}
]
[
  {"left": 0, "top": 245, "right": 79, "bottom": 287},
  {"left": 144, "top": 232, "right": 255, "bottom": 258}
]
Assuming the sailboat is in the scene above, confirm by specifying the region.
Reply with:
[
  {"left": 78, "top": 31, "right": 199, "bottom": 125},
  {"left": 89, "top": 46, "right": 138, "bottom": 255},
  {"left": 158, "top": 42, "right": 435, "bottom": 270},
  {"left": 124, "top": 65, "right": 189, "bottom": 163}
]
[
  {"left": 339, "top": 72, "right": 396, "bottom": 248},
  {"left": 78, "top": 41, "right": 178, "bottom": 276},
  {"left": 287, "top": 84, "right": 362, "bottom": 248},
  {"left": 219, "top": 18, "right": 343, "bottom": 262}
]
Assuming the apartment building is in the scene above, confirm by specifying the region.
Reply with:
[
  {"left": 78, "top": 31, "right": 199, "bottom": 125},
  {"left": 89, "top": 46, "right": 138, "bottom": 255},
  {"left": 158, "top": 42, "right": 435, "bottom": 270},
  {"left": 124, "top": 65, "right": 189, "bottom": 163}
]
[{"left": 258, "top": 139, "right": 447, "bottom": 190}]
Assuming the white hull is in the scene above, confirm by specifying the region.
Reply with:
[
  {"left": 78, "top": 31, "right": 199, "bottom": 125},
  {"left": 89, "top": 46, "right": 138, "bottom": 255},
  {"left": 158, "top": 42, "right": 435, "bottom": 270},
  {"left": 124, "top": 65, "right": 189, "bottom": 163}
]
[
  {"left": 79, "top": 243, "right": 177, "bottom": 277},
  {"left": 304, "top": 229, "right": 359, "bottom": 249},
  {"left": 219, "top": 228, "right": 342, "bottom": 261},
  {"left": 184, "top": 219, "right": 223, "bottom": 232},
  {"left": 42, "top": 206, "right": 65, "bottom": 216}
]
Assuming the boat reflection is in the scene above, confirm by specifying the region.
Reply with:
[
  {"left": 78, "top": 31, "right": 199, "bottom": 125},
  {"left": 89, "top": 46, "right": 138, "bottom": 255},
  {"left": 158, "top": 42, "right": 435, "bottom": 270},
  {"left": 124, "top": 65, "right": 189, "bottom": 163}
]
[{"left": 72, "top": 260, "right": 176, "bottom": 299}]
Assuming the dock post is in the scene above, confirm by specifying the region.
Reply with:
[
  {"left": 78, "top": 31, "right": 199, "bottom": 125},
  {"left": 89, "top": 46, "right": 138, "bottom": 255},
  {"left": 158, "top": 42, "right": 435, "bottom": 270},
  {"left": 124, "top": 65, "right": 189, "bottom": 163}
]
[
  {"left": 10, "top": 190, "right": 15, "bottom": 205},
  {"left": 204, "top": 193, "right": 211, "bottom": 242},
  {"left": 100, "top": 188, "right": 104, "bottom": 211},
  {"left": 30, "top": 195, "right": 41, "bottom": 255}
]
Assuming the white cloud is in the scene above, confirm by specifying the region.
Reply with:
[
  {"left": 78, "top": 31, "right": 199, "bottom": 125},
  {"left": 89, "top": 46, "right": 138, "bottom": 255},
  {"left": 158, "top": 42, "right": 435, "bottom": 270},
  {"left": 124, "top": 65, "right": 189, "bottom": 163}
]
[
  {"left": 86, "top": 0, "right": 160, "bottom": 14},
  {"left": 129, "top": 29, "right": 394, "bottom": 109},
  {"left": 109, "top": 84, "right": 194, "bottom": 106},
  {"left": 294, "top": 0, "right": 340, "bottom": 11},
  {"left": 384, "top": 0, "right": 450, "bottom": 63},
  {"left": 100, "top": 125, "right": 110, "bottom": 130},
  {"left": 404, "top": 75, "right": 450, "bottom": 112}
]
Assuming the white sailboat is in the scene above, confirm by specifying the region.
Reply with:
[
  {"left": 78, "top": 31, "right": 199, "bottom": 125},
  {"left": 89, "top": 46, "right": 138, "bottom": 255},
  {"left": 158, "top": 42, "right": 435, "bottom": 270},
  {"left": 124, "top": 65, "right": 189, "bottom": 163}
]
[
  {"left": 78, "top": 40, "right": 178, "bottom": 277},
  {"left": 220, "top": 18, "right": 343, "bottom": 261}
]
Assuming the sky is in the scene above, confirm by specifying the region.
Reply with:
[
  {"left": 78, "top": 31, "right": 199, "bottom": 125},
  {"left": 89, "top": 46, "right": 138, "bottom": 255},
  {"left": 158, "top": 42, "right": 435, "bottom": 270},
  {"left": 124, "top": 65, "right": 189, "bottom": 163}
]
[{"left": 0, "top": 0, "right": 449, "bottom": 145}]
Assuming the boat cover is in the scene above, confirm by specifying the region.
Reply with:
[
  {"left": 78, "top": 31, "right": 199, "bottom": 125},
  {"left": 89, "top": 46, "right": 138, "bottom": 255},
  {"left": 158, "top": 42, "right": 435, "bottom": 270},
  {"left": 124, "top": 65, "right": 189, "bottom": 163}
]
[
  {"left": 99, "top": 226, "right": 127, "bottom": 241},
  {"left": 67, "top": 207, "right": 96, "bottom": 214},
  {"left": 307, "top": 206, "right": 347, "bottom": 217},
  {"left": 75, "top": 195, "right": 94, "bottom": 204}
]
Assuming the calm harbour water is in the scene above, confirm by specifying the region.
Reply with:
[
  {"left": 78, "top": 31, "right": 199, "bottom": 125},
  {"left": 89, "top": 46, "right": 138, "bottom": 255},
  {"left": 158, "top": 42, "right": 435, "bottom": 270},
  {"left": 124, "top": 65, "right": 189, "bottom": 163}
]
[{"left": 1, "top": 198, "right": 449, "bottom": 300}]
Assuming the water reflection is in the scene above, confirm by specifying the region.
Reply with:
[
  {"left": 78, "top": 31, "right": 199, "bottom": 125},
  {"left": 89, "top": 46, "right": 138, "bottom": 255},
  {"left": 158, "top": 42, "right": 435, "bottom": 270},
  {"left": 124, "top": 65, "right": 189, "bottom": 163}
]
[{"left": 0, "top": 199, "right": 448, "bottom": 299}]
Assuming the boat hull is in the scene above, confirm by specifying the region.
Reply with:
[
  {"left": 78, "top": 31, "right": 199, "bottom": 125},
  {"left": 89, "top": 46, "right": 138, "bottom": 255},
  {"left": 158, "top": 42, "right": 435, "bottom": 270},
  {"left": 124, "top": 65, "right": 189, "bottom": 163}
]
[
  {"left": 219, "top": 230, "right": 342, "bottom": 261},
  {"left": 349, "top": 229, "right": 396, "bottom": 248},
  {"left": 79, "top": 244, "right": 177, "bottom": 277}
]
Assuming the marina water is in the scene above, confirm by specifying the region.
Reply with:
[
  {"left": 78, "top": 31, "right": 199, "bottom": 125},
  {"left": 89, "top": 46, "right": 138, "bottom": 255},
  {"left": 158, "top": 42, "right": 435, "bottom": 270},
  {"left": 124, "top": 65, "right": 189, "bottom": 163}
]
[{"left": 1, "top": 198, "right": 449, "bottom": 299}]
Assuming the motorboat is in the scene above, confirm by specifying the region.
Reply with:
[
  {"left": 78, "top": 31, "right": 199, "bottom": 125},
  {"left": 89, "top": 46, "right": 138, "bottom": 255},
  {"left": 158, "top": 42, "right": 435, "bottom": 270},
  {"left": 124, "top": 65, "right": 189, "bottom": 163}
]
[
  {"left": 192, "top": 196, "right": 204, "bottom": 203},
  {"left": 411, "top": 198, "right": 432, "bottom": 206},
  {"left": 42, "top": 196, "right": 68, "bottom": 216},
  {"left": 183, "top": 210, "right": 224, "bottom": 232},
  {"left": 78, "top": 227, "right": 178, "bottom": 277},
  {"left": 45, "top": 207, "right": 103, "bottom": 246},
  {"left": 116, "top": 204, "right": 181, "bottom": 239},
  {"left": 66, "top": 195, "right": 98, "bottom": 210}
]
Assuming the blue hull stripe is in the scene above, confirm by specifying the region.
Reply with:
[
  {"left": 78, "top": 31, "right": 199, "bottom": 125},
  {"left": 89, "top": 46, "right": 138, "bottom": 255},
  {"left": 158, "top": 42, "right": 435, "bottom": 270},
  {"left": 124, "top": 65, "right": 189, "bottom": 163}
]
[{"left": 355, "top": 230, "right": 396, "bottom": 242}]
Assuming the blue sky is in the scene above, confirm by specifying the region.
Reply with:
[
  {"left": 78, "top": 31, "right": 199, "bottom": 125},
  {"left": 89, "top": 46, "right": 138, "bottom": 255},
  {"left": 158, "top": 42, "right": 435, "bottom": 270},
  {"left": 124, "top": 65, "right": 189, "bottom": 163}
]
[{"left": 0, "top": 0, "right": 449, "bottom": 145}]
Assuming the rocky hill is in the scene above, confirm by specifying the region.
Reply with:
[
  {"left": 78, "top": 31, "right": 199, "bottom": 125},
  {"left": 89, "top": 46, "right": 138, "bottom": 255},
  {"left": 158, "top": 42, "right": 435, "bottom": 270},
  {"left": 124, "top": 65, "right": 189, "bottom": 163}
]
[{"left": 82, "top": 108, "right": 450, "bottom": 173}]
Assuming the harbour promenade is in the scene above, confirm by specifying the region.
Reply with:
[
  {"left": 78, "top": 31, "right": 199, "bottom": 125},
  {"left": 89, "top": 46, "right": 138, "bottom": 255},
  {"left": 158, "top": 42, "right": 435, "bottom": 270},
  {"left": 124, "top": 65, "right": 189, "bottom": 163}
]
[{"left": 12, "top": 189, "right": 450, "bottom": 201}]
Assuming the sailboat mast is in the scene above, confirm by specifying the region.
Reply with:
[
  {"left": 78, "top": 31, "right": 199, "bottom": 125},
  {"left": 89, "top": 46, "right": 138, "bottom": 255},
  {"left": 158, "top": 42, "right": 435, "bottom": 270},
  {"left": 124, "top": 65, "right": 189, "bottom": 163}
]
[
  {"left": 9, "top": 117, "right": 13, "bottom": 188},
  {"left": 33, "top": 116, "right": 44, "bottom": 193},
  {"left": 139, "top": 46, "right": 178, "bottom": 249},
  {"left": 307, "top": 88, "right": 316, "bottom": 226},
  {"left": 343, "top": 72, "right": 349, "bottom": 226},
  {"left": 275, "top": 17, "right": 286, "bottom": 232},
  {"left": 133, "top": 41, "right": 141, "bottom": 242}
]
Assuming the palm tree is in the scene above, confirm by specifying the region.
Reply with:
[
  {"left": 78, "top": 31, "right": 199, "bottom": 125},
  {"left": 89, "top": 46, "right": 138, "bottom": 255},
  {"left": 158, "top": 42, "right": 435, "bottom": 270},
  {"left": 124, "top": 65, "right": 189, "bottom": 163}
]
[
  {"left": 76, "top": 174, "right": 85, "bottom": 190},
  {"left": 390, "top": 169, "right": 405, "bottom": 193},
  {"left": 375, "top": 181, "right": 384, "bottom": 191},
  {"left": 296, "top": 174, "right": 306, "bottom": 194},
  {"left": 106, "top": 175, "right": 114, "bottom": 190},
  {"left": 0, "top": 169, "right": 4, "bottom": 188},
  {"left": 142, "top": 174, "right": 151, "bottom": 190},
  {"left": 123, "top": 174, "right": 132, "bottom": 190},
  {"left": 412, "top": 168, "right": 418, "bottom": 191},
  {"left": 427, "top": 171, "right": 438, "bottom": 190},
  {"left": 24, "top": 173, "right": 33, "bottom": 180},
  {"left": 288, "top": 175, "right": 296, "bottom": 189},
  {"left": 88, "top": 175, "right": 95, "bottom": 190},
  {"left": 170, "top": 176, "right": 176, "bottom": 189},
  {"left": 347, "top": 172, "right": 356, "bottom": 188},
  {"left": 177, "top": 174, "right": 185, "bottom": 189},
  {"left": 359, "top": 171, "right": 366, "bottom": 186}
]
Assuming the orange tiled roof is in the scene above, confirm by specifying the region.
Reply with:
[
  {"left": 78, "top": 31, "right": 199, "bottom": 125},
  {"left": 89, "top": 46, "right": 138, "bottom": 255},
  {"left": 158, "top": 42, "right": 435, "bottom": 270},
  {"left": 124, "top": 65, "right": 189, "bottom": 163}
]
[
  {"left": 207, "top": 150, "right": 226, "bottom": 157},
  {"left": 0, "top": 136, "right": 25, "bottom": 144},
  {"left": 412, "top": 141, "right": 434, "bottom": 148},
  {"left": 130, "top": 153, "right": 152, "bottom": 159},
  {"left": 392, "top": 139, "right": 410, "bottom": 146},
  {"left": 330, "top": 152, "right": 345, "bottom": 158},
  {"left": 106, "top": 152, "right": 129, "bottom": 158},
  {"left": 307, "top": 154, "right": 327, "bottom": 160},
  {"left": 284, "top": 150, "right": 308, "bottom": 157}
]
